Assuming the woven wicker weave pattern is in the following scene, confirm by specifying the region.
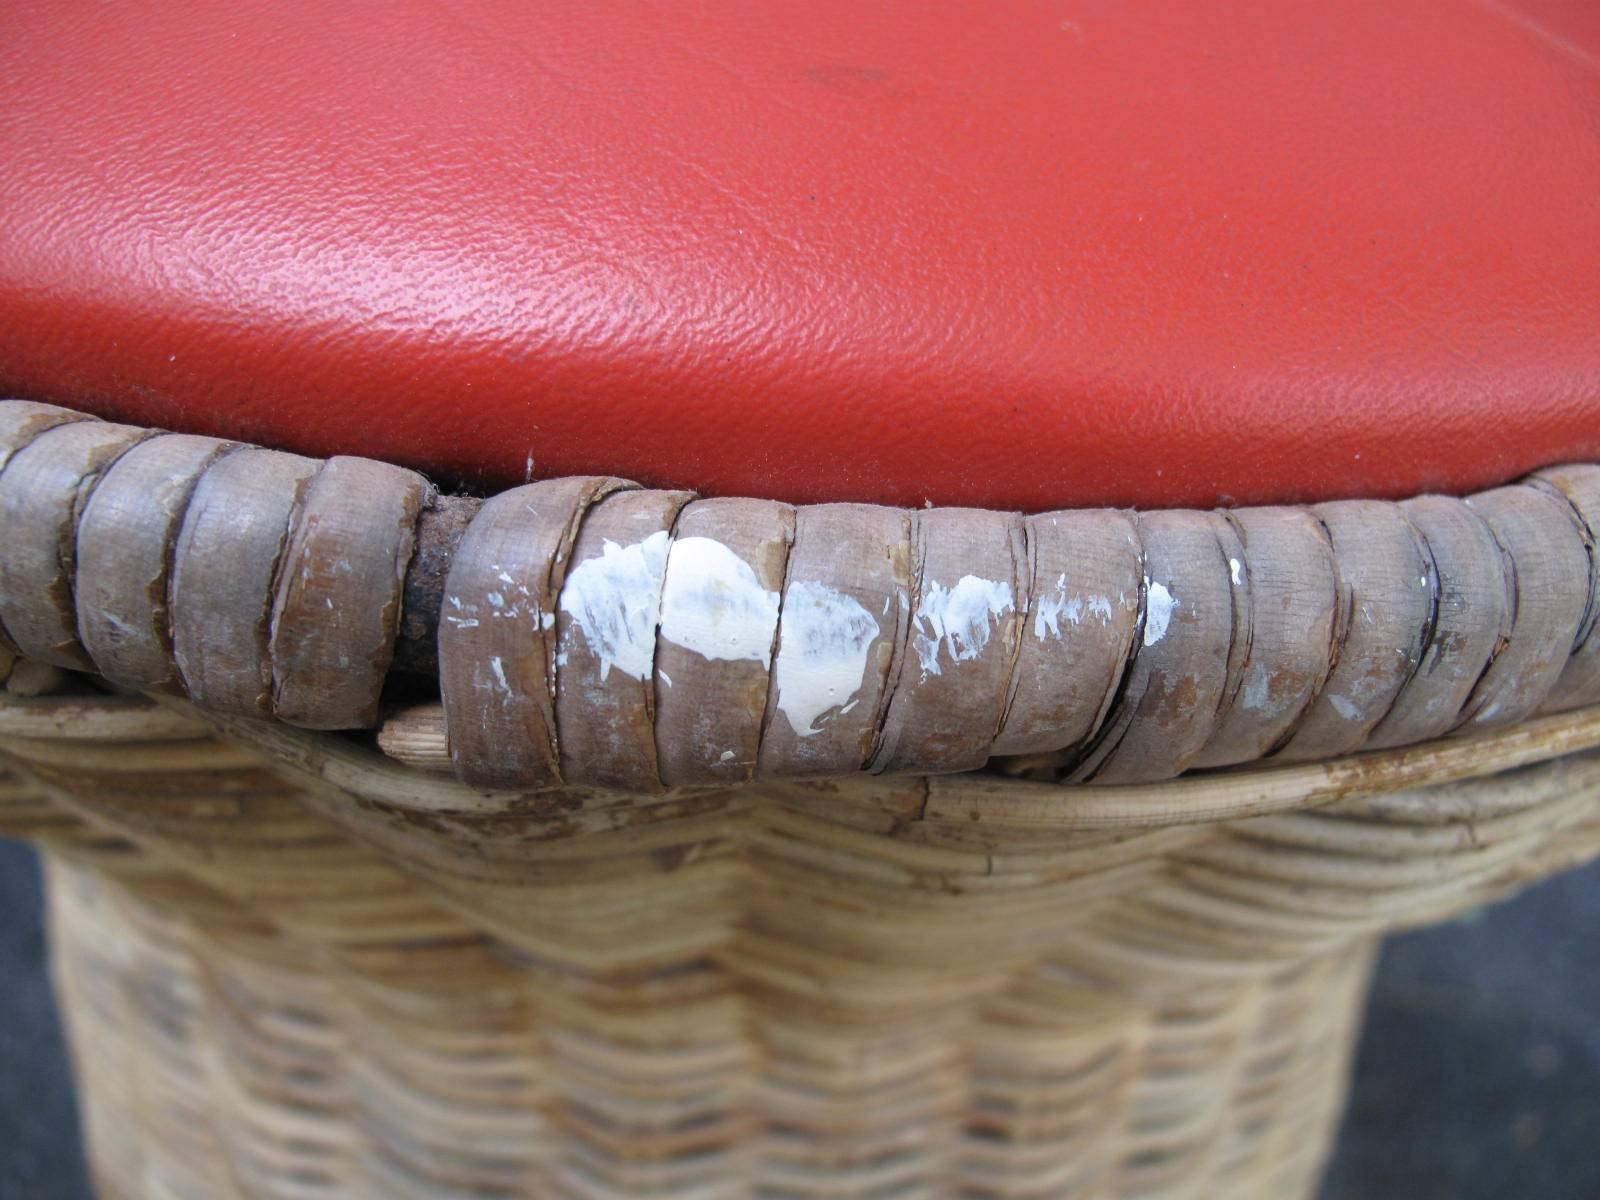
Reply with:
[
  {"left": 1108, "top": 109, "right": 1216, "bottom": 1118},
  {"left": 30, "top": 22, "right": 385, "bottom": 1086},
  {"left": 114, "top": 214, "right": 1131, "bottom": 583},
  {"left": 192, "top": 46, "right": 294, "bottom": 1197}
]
[
  {"left": 44, "top": 858, "right": 1372, "bottom": 1200},
  {"left": 2, "top": 683, "right": 1598, "bottom": 1198}
]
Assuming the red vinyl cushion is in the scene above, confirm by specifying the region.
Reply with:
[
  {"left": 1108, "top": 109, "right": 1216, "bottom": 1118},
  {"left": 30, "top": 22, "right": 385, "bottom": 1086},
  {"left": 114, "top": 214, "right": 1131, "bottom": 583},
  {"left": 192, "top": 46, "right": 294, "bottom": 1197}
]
[{"left": 2, "top": 0, "right": 1599, "bottom": 512}]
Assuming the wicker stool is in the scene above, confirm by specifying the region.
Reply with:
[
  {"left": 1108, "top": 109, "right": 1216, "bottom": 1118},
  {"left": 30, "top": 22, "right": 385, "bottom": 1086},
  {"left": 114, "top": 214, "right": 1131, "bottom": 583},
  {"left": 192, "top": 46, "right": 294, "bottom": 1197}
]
[
  {"left": 2, "top": 398, "right": 1599, "bottom": 1199},
  {"left": 3, "top": 3, "right": 1600, "bottom": 1197}
]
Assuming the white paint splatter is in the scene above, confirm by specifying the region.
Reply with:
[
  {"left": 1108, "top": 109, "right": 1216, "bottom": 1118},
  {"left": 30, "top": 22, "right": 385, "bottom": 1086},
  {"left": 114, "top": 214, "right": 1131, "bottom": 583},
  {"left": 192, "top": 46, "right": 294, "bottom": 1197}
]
[
  {"left": 1144, "top": 580, "right": 1176, "bottom": 647},
  {"left": 719, "top": 750, "right": 735, "bottom": 763},
  {"left": 1033, "top": 573, "right": 1084, "bottom": 641},
  {"left": 658, "top": 537, "right": 781, "bottom": 667},
  {"left": 912, "top": 575, "right": 1014, "bottom": 678},
  {"left": 1229, "top": 558, "right": 1243, "bottom": 586},
  {"left": 773, "top": 580, "right": 879, "bottom": 736},
  {"left": 488, "top": 656, "right": 511, "bottom": 695},
  {"left": 557, "top": 531, "right": 671, "bottom": 682}
]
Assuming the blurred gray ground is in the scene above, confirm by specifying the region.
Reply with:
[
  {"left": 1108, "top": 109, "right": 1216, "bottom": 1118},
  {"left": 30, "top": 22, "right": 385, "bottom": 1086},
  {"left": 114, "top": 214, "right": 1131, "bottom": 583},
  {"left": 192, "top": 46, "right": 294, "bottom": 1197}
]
[{"left": 1, "top": 837, "right": 1596, "bottom": 1200}]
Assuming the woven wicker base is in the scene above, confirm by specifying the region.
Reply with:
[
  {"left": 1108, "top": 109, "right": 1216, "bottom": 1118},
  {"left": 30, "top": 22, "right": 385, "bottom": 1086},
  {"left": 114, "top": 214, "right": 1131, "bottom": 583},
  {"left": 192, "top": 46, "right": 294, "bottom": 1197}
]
[
  {"left": 47, "top": 855, "right": 1370, "bottom": 1200},
  {"left": 4, "top": 687, "right": 1599, "bottom": 1198}
]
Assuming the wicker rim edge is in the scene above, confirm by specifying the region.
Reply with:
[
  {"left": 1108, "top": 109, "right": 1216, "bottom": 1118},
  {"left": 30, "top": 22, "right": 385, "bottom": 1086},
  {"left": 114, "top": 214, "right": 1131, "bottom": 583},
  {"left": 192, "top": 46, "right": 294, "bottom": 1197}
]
[{"left": 2, "top": 397, "right": 1600, "bottom": 796}]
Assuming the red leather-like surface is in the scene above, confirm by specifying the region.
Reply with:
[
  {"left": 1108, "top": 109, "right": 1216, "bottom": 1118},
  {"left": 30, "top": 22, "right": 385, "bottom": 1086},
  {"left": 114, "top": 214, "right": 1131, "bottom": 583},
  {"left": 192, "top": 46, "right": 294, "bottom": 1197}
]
[{"left": 3, "top": 1, "right": 1599, "bottom": 511}]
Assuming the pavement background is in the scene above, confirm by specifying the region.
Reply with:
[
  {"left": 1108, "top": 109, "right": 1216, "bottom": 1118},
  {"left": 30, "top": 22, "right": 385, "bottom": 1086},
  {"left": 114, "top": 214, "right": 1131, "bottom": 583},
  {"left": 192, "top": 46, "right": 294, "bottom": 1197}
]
[{"left": 2, "top": 838, "right": 1596, "bottom": 1200}]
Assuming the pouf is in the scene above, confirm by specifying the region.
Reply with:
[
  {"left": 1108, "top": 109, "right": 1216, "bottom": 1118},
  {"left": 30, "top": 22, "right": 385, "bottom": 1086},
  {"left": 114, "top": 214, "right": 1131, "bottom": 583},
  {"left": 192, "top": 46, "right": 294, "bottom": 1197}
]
[{"left": 3, "top": 2, "right": 1599, "bottom": 1198}]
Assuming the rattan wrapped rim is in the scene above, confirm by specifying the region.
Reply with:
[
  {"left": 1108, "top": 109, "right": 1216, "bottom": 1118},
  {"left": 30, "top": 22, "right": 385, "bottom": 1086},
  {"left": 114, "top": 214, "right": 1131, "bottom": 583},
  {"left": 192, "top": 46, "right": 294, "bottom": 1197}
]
[{"left": 3, "top": 397, "right": 1600, "bottom": 799}]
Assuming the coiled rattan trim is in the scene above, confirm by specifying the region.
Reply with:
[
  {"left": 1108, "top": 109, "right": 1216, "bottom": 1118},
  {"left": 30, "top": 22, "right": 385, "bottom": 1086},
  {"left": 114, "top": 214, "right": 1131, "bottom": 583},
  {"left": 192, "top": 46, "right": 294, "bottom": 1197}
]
[{"left": 3, "top": 398, "right": 1600, "bottom": 793}]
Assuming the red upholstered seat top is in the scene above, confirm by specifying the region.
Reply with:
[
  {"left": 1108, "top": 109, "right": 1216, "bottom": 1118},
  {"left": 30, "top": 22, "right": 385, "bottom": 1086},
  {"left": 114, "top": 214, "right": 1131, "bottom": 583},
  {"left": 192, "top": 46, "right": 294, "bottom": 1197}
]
[{"left": 2, "top": 1, "right": 1599, "bottom": 511}]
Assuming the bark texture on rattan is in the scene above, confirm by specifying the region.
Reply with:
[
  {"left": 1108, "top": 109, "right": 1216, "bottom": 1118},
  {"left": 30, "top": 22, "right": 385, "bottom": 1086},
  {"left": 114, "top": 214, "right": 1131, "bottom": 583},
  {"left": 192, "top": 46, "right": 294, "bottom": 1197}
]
[
  {"left": 3, "top": 683, "right": 1598, "bottom": 1199},
  {"left": 4, "top": 398, "right": 1600, "bottom": 792}
]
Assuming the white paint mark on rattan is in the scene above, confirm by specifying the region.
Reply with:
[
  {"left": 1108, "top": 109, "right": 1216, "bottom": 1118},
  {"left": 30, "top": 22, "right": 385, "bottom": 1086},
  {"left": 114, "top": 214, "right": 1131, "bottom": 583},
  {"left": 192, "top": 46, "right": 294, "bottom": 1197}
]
[
  {"left": 773, "top": 580, "right": 879, "bottom": 736},
  {"left": 1144, "top": 580, "right": 1177, "bottom": 647},
  {"left": 912, "top": 576, "right": 1014, "bottom": 678},
  {"left": 442, "top": 595, "right": 480, "bottom": 631},
  {"left": 1229, "top": 558, "right": 1243, "bottom": 586},
  {"left": 558, "top": 531, "right": 672, "bottom": 682},
  {"left": 658, "top": 537, "right": 780, "bottom": 667},
  {"left": 1034, "top": 574, "right": 1083, "bottom": 641}
]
